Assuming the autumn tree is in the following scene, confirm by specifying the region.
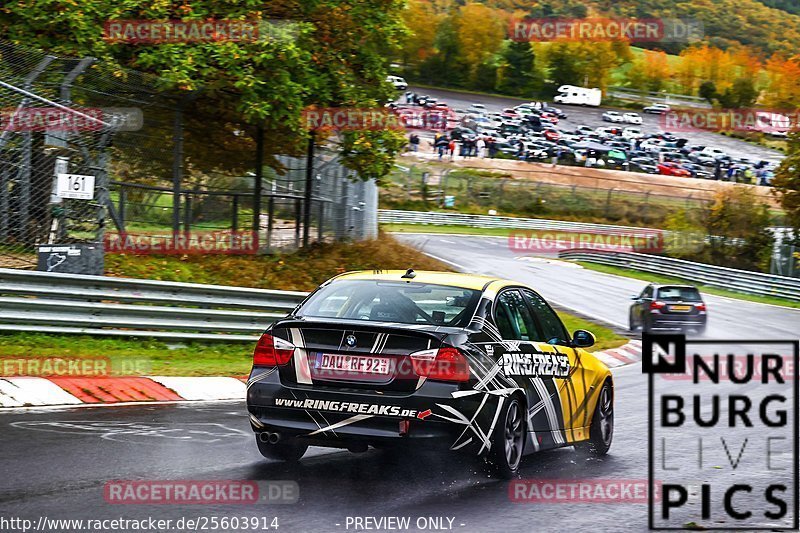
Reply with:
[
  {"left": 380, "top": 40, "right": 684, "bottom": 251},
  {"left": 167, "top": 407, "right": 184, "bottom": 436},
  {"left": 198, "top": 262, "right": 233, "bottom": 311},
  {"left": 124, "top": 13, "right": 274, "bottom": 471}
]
[
  {"left": 400, "top": 0, "right": 443, "bottom": 69},
  {"left": 453, "top": 3, "right": 506, "bottom": 84},
  {"left": 762, "top": 53, "right": 800, "bottom": 108},
  {"left": 626, "top": 50, "right": 670, "bottom": 93},
  {"left": 773, "top": 130, "right": 800, "bottom": 244}
]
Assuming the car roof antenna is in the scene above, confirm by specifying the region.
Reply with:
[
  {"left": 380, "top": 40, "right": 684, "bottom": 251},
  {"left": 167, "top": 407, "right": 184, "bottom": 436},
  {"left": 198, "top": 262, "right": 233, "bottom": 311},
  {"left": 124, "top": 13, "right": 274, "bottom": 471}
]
[{"left": 401, "top": 269, "right": 416, "bottom": 279}]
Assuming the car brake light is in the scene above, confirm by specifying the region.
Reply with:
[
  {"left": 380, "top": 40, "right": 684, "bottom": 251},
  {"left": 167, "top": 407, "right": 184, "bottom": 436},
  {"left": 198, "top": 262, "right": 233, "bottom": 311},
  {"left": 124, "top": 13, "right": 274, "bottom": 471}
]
[
  {"left": 253, "top": 333, "right": 295, "bottom": 367},
  {"left": 695, "top": 303, "right": 706, "bottom": 311},
  {"left": 650, "top": 301, "right": 666, "bottom": 310},
  {"left": 410, "top": 347, "right": 471, "bottom": 382}
]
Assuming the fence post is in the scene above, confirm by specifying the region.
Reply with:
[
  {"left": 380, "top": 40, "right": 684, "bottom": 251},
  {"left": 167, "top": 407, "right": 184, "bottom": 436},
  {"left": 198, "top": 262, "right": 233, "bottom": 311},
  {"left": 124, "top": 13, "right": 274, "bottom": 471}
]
[
  {"left": 253, "top": 125, "right": 264, "bottom": 243},
  {"left": 303, "top": 131, "right": 315, "bottom": 247},
  {"left": 604, "top": 188, "right": 615, "bottom": 218},
  {"left": 183, "top": 193, "right": 192, "bottom": 236},
  {"left": 119, "top": 186, "right": 126, "bottom": 231},
  {"left": 171, "top": 103, "right": 184, "bottom": 242},
  {"left": 266, "top": 194, "right": 275, "bottom": 252},
  {"left": 232, "top": 194, "right": 239, "bottom": 233}
]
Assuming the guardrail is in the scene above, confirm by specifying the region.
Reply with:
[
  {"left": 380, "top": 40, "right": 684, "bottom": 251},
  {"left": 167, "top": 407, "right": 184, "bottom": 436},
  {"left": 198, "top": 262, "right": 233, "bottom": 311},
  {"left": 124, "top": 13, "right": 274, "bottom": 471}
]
[
  {"left": 0, "top": 268, "right": 308, "bottom": 341},
  {"left": 379, "top": 209, "right": 653, "bottom": 233},
  {"left": 379, "top": 209, "right": 791, "bottom": 240},
  {"left": 558, "top": 250, "right": 800, "bottom": 302}
]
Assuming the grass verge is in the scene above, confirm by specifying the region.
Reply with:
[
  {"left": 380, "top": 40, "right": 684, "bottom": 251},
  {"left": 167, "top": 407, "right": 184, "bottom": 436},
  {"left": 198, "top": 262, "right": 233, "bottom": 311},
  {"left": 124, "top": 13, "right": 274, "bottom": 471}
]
[
  {"left": 556, "top": 313, "right": 628, "bottom": 352},
  {"left": 576, "top": 261, "right": 800, "bottom": 310}
]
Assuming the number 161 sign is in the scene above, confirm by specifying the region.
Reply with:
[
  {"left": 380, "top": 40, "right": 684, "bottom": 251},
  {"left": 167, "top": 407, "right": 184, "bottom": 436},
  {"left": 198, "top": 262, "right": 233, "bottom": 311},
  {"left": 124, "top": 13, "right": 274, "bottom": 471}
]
[{"left": 56, "top": 174, "right": 95, "bottom": 200}]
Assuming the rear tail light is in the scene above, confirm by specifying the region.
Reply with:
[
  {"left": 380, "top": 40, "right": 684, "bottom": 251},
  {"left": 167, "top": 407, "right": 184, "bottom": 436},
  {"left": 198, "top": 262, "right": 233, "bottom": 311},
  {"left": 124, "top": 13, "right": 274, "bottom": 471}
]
[
  {"left": 650, "top": 301, "right": 666, "bottom": 310},
  {"left": 695, "top": 303, "right": 706, "bottom": 311},
  {"left": 410, "top": 347, "right": 471, "bottom": 382},
  {"left": 253, "top": 333, "right": 295, "bottom": 367}
]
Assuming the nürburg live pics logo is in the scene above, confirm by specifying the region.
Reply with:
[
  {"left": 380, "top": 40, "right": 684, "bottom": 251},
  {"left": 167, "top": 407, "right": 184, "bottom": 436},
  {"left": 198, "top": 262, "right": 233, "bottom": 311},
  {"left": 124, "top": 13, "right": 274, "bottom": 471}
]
[{"left": 643, "top": 333, "right": 799, "bottom": 530}]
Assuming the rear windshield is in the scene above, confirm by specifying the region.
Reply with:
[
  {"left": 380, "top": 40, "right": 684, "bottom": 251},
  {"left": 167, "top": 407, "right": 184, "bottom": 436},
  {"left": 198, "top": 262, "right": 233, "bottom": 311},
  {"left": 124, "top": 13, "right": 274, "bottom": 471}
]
[
  {"left": 297, "top": 280, "right": 482, "bottom": 327},
  {"left": 656, "top": 286, "right": 702, "bottom": 302}
]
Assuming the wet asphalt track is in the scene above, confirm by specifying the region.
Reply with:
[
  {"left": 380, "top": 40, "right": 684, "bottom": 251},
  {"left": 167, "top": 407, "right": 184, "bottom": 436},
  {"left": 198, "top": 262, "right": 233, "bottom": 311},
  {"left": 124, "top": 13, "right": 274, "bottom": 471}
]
[
  {"left": 1, "top": 234, "right": 797, "bottom": 532},
  {"left": 0, "top": 364, "right": 659, "bottom": 533}
]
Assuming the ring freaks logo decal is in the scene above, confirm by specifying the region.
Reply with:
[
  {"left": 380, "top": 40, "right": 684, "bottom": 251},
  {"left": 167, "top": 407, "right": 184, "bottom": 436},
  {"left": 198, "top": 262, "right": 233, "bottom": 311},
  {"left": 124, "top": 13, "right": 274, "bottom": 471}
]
[
  {"left": 498, "top": 350, "right": 571, "bottom": 378},
  {"left": 644, "top": 334, "right": 799, "bottom": 530}
]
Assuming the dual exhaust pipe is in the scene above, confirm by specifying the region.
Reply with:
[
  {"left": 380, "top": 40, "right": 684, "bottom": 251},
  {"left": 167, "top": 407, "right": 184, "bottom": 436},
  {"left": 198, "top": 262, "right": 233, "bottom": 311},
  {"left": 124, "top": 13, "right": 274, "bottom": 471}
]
[{"left": 259, "top": 431, "right": 281, "bottom": 445}]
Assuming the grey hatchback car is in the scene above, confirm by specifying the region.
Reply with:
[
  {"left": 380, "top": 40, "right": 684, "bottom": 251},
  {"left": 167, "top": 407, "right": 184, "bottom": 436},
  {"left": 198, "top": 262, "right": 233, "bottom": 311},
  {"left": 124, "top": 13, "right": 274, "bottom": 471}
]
[{"left": 629, "top": 284, "right": 707, "bottom": 334}]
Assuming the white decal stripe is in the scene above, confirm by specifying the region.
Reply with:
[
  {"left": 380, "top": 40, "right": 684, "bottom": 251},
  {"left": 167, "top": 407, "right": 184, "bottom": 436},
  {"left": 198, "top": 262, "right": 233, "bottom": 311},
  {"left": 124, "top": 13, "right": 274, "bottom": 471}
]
[
  {"left": 451, "top": 436, "right": 474, "bottom": 451},
  {"left": 531, "top": 377, "right": 564, "bottom": 445},
  {"left": 480, "top": 396, "right": 506, "bottom": 454},
  {"left": 308, "top": 414, "right": 373, "bottom": 436},
  {"left": 290, "top": 328, "right": 313, "bottom": 385}
]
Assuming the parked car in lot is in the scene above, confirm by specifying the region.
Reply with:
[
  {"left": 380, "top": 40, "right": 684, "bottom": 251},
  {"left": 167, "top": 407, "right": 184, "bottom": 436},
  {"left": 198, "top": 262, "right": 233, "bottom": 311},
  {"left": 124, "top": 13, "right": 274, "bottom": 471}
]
[
  {"left": 657, "top": 162, "right": 692, "bottom": 177},
  {"left": 621, "top": 127, "right": 643, "bottom": 140},
  {"left": 622, "top": 113, "right": 642, "bottom": 124},
  {"left": 467, "top": 103, "right": 487, "bottom": 115},
  {"left": 542, "top": 104, "right": 567, "bottom": 118},
  {"left": 629, "top": 284, "right": 707, "bottom": 334},
  {"left": 449, "top": 127, "right": 476, "bottom": 140},
  {"left": 628, "top": 157, "right": 659, "bottom": 174},
  {"left": 248, "top": 270, "right": 614, "bottom": 478},
  {"left": 643, "top": 103, "right": 671, "bottom": 114},
  {"left": 680, "top": 162, "right": 713, "bottom": 179},
  {"left": 602, "top": 111, "right": 624, "bottom": 123}
]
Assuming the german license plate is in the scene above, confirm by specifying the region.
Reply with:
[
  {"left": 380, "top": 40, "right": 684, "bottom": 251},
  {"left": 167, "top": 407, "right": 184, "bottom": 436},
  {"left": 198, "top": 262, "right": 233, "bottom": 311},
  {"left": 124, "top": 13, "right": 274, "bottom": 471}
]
[
  {"left": 316, "top": 354, "right": 390, "bottom": 375},
  {"left": 670, "top": 305, "right": 691, "bottom": 312}
]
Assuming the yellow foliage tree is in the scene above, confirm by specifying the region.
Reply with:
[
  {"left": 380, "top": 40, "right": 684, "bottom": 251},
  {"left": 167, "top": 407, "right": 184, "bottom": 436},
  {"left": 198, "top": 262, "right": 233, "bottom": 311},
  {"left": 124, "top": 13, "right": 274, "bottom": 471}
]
[{"left": 454, "top": 3, "right": 506, "bottom": 82}]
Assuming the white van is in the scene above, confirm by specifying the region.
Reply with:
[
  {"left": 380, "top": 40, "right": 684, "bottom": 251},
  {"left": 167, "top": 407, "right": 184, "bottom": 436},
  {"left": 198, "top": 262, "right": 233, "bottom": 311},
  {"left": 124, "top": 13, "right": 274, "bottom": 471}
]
[
  {"left": 553, "top": 85, "right": 602, "bottom": 106},
  {"left": 386, "top": 75, "right": 408, "bottom": 90}
]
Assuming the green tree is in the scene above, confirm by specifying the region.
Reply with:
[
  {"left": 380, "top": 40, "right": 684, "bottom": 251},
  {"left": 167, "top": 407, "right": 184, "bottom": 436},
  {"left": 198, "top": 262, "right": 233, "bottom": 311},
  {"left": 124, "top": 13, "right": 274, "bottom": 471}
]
[
  {"left": 699, "top": 81, "right": 718, "bottom": 104},
  {"left": 546, "top": 43, "right": 583, "bottom": 88},
  {"left": 2, "top": 0, "right": 407, "bottom": 180},
  {"left": 664, "top": 188, "right": 775, "bottom": 272},
  {"left": 496, "top": 41, "right": 538, "bottom": 97},
  {"left": 718, "top": 77, "right": 759, "bottom": 108}
]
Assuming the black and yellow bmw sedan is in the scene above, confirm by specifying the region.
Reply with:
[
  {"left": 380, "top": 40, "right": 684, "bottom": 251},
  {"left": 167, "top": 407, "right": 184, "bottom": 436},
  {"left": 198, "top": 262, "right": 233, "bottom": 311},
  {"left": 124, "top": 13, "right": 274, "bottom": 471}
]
[{"left": 246, "top": 270, "right": 614, "bottom": 478}]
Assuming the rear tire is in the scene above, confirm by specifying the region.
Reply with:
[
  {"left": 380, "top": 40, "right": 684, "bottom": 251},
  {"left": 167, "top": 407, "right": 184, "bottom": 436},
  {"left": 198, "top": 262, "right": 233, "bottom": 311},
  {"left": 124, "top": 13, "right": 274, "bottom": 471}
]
[
  {"left": 256, "top": 435, "right": 308, "bottom": 462},
  {"left": 576, "top": 381, "right": 614, "bottom": 457},
  {"left": 489, "top": 397, "right": 525, "bottom": 479},
  {"left": 628, "top": 310, "right": 638, "bottom": 332}
]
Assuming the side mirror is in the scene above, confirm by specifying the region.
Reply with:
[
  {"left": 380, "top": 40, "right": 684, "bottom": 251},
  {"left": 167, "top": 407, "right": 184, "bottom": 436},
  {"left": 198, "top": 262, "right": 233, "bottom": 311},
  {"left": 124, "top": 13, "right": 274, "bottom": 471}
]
[
  {"left": 630, "top": 295, "right": 639, "bottom": 300},
  {"left": 572, "top": 329, "right": 596, "bottom": 348}
]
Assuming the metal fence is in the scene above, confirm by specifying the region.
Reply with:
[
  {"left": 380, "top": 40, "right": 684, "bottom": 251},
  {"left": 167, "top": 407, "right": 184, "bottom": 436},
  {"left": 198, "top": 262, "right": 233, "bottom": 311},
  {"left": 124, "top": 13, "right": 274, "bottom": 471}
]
[
  {"left": 379, "top": 209, "right": 656, "bottom": 232},
  {"left": 0, "top": 267, "right": 308, "bottom": 341},
  {"left": 0, "top": 40, "right": 378, "bottom": 273},
  {"left": 608, "top": 86, "right": 712, "bottom": 109},
  {"left": 559, "top": 249, "right": 800, "bottom": 301},
  {"left": 383, "top": 164, "right": 716, "bottom": 228}
]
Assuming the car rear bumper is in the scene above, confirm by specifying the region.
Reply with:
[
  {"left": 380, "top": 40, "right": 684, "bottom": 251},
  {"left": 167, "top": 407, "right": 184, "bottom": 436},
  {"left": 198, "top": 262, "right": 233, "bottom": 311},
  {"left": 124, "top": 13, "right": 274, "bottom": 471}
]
[
  {"left": 246, "top": 369, "right": 496, "bottom": 452},
  {"left": 649, "top": 316, "right": 707, "bottom": 330}
]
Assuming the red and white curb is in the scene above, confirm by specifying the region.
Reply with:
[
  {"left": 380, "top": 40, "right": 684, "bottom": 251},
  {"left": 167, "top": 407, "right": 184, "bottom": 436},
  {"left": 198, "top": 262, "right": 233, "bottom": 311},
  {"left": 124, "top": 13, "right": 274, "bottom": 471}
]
[
  {"left": 0, "top": 342, "right": 642, "bottom": 408},
  {"left": 592, "top": 339, "right": 643, "bottom": 368},
  {"left": 0, "top": 376, "right": 246, "bottom": 408}
]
